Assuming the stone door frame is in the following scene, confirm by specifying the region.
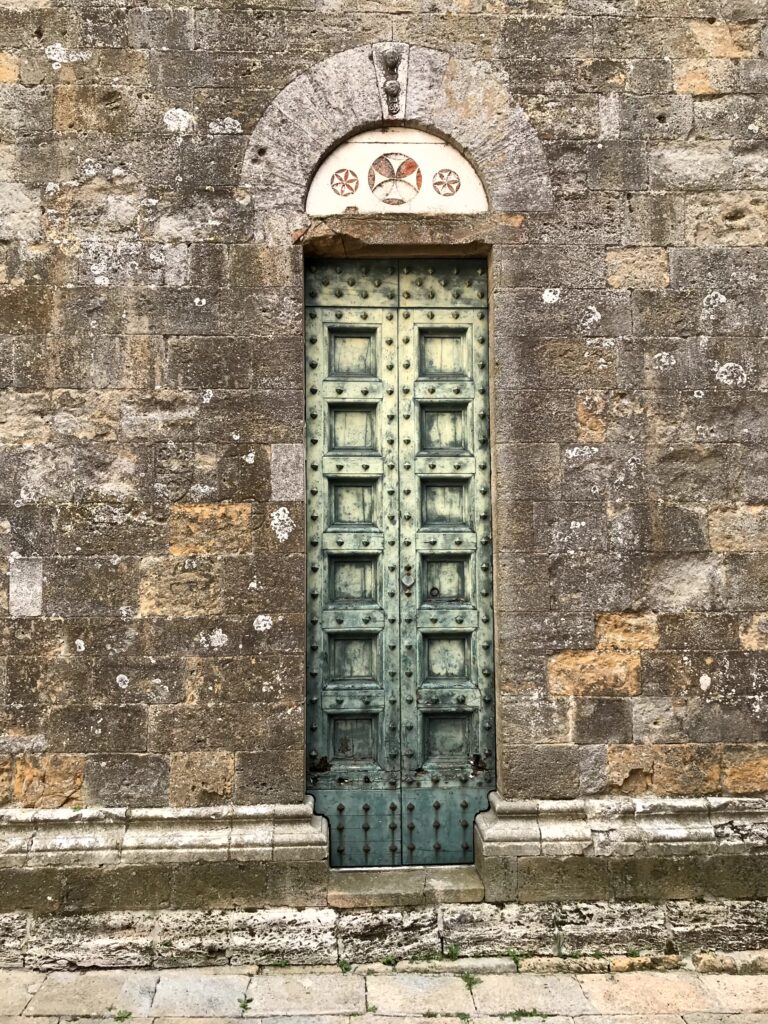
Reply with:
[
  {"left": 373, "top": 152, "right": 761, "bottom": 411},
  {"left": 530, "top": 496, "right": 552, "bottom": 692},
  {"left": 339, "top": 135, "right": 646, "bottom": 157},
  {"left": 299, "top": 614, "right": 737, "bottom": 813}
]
[{"left": 240, "top": 44, "right": 555, "bottom": 859}]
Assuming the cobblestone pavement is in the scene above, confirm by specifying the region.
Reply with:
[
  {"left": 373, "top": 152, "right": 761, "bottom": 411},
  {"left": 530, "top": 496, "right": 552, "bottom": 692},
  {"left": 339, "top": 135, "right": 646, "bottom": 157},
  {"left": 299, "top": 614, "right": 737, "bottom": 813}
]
[{"left": 1, "top": 967, "right": 767, "bottom": 1022}]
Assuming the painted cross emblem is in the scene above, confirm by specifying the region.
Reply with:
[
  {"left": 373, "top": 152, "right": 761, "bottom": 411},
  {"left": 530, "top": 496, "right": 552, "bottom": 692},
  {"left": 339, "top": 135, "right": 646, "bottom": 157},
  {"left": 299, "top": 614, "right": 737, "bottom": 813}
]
[
  {"left": 432, "top": 168, "right": 462, "bottom": 197},
  {"left": 330, "top": 168, "right": 359, "bottom": 196},
  {"left": 368, "top": 153, "right": 422, "bottom": 206}
]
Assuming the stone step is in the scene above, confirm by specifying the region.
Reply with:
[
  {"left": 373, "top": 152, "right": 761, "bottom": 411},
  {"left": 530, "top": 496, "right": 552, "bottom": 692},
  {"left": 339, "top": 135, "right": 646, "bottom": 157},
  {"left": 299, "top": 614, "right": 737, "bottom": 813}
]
[{"left": 328, "top": 864, "right": 484, "bottom": 908}]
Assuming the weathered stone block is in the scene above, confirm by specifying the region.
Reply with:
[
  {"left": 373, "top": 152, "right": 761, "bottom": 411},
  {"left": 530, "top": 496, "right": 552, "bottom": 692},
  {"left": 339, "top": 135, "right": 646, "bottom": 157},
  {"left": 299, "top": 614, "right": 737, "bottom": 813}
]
[
  {"left": 138, "top": 556, "right": 222, "bottom": 617},
  {"left": 12, "top": 754, "right": 84, "bottom": 809},
  {"left": 169, "top": 751, "right": 234, "bottom": 808},
  {"left": 607, "top": 743, "right": 722, "bottom": 796},
  {"left": 722, "top": 746, "right": 768, "bottom": 795},
  {"left": 83, "top": 754, "right": 169, "bottom": 807},
  {"left": 25, "top": 911, "right": 156, "bottom": 970},
  {"left": 548, "top": 651, "right": 641, "bottom": 697},
  {"left": 710, "top": 506, "right": 768, "bottom": 552},
  {"left": 234, "top": 750, "right": 306, "bottom": 805},
  {"left": 686, "top": 192, "right": 768, "bottom": 246},
  {"left": 501, "top": 745, "right": 581, "bottom": 800},
  {"left": 573, "top": 699, "right": 632, "bottom": 745},
  {"left": 169, "top": 502, "right": 252, "bottom": 556},
  {"left": 606, "top": 247, "right": 669, "bottom": 288},
  {"left": 338, "top": 908, "right": 440, "bottom": 962},
  {"left": 171, "top": 860, "right": 328, "bottom": 910},
  {"left": 674, "top": 58, "right": 738, "bottom": 95}
]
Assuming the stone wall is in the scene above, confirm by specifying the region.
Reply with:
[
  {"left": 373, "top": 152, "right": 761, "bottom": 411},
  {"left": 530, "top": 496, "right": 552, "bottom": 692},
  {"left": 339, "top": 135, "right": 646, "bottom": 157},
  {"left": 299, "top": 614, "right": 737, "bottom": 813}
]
[{"left": 0, "top": 0, "right": 767, "bottom": 878}]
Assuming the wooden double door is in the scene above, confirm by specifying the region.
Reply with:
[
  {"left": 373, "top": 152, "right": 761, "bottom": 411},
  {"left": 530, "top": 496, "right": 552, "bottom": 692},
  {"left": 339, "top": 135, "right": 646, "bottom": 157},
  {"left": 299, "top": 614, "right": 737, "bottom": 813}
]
[{"left": 305, "top": 258, "right": 495, "bottom": 867}]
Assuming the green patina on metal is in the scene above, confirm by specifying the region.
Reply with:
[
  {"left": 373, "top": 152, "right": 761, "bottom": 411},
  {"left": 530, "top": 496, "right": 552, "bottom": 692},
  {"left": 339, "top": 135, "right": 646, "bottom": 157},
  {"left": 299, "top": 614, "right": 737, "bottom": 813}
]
[{"left": 305, "top": 258, "right": 495, "bottom": 868}]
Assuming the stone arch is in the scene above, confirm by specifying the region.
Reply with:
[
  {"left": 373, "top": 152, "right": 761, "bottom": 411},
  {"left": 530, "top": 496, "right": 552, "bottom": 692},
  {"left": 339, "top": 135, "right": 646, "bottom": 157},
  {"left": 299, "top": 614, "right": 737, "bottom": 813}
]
[{"left": 241, "top": 42, "right": 552, "bottom": 214}]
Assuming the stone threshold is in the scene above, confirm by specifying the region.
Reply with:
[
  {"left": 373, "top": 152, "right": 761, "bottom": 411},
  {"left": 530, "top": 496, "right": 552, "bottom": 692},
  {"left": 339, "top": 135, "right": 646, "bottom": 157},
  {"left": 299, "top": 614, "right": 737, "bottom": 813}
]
[{"left": 328, "top": 864, "right": 484, "bottom": 908}]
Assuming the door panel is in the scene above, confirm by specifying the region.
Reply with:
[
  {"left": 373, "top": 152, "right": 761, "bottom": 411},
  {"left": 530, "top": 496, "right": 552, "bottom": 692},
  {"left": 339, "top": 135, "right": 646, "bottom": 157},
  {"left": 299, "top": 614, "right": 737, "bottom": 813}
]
[{"left": 306, "top": 259, "right": 495, "bottom": 868}]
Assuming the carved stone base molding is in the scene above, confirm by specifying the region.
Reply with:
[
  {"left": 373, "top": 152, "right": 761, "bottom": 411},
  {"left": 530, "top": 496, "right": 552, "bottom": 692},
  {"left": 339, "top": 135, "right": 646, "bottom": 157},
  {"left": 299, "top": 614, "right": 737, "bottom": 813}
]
[
  {"left": 0, "top": 799, "right": 328, "bottom": 868},
  {"left": 475, "top": 793, "right": 768, "bottom": 901},
  {"left": 2, "top": 795, "right": 767, "bottom": 913},
  {"left": 0, "top": 800, "right": 330, "bottom": 913}
]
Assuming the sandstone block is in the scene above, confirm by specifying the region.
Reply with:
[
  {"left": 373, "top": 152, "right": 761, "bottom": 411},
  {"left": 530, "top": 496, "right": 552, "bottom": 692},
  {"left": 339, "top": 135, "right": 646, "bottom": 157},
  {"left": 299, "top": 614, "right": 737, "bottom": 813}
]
[
  {"left": 674, "top": 58, "right": 738, "bottom": 95},
  {"left": 548, "top": 651, "right": 641, "bottom": 697},
  {"left": 606, "top": 247, "right": 670, "bottom": 289},
  {"left": 741, "top": 613, "right": 768, "bottom": 650},
  {"left": 0, "top": 54, "right": 18, "bottom": 84},
  {"left": 138, "top": 556, "right": 222, "bottom": 617},
  {"left": 234, "top": 750, "right": 305, "bottom": 805},
  {"left": 163, "top": 335, "right": 251, "bottom": 389},
  {"left": 588, "top": 142, "right": 648, "bottom": 191},
  {"left": 620, "top": 95, "right": 693, "bottom": 140},
  {"left": 686, "top": 192, "right": 768, "bottom": 246},
  {"left": 8, "top": 556, "right": 42, "bottom": 618},
  {"left": 710, "top": 506, "right": 768, "bottom": 552},
  {"left": 12, "top": 754, "right": 84, "bottom": 809},
  {"left": 169, "top": 750, "right": 234, "bottom": 807},
  {"left": 722, "top": 745, "right": 768, "bottom": 794},
  {"left": 596, "top": 612, "right": 659, "bottom": 651},
  {"left": 659, "top": 612, "right": 739, "bottom": 651},
  {"left": 0, "top": 182, "right": 41, "bottom": 242},
  {"left": 607, "top": 743, "right": 721, "bottom": 796},
  {"left": 573, "top": 698, "right": 632, "bottom": 745},
  {"left": 169, "top": 503, "right": 252, "bottom": 556}
]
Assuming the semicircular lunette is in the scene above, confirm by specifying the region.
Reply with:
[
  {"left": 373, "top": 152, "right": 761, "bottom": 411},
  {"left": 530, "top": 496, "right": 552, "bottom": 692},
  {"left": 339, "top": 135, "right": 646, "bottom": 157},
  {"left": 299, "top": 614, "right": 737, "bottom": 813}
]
[{"left": 306, "top": 127, "right": 488, "bottom": 216}]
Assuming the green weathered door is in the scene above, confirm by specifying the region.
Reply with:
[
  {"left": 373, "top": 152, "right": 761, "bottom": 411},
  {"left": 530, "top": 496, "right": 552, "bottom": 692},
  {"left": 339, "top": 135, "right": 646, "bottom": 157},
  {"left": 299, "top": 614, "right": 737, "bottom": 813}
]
[{"left": 305, "top": 259, "right": 495, "bottom": 867}]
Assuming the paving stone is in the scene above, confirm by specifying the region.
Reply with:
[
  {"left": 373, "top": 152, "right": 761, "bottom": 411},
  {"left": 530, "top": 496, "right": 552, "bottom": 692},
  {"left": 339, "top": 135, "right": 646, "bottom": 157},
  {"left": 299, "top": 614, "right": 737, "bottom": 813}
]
[
  {"left": 0, "top": 1018, "right": 54, "bottom": 1024},
  {"left": 151, "top": 973, "right": 251, "bottom": 1016},
  {"left": 580, "top": 1017, "right": 684, "bottom": 1023},
  {"left": 698, "top": 975, "right": 768, "bottom": 1012},
  {"left": 579, "top": 973, "right": 714, "bottom": 1014},
  {"left": 395, "top": 957, "right": 516, "bottom": 974},
  {"left": 685, "top": 1016, "right": 768, "bottom": 1023},
  {"left": 0, "top": 971, "right": 43, "bottom": 1014},
  {"left": 365, "top": 1018, "right": 567, "bottom": 1024},
  {"left": 25, "top": 969, "right": 158, "bottom": 1016},
  {"left": 472, "top": 974, "right": 592, "bottom": 1016},
  {"left": 66, "top": 1019, "right": 155, "bottom": 1024},
  {"left": 244, "top": 975, "right": 366, "bottom": 1016},
  {"left": 365, "top": 974, "right": 475, "bottom": 1015}
]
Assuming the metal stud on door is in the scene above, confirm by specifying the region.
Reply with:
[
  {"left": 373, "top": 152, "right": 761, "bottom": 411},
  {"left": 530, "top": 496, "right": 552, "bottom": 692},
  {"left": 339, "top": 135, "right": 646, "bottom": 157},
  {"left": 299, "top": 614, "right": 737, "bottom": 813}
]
[{"left": 305, "top": 259, "right": 495, "bottom": 868}]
